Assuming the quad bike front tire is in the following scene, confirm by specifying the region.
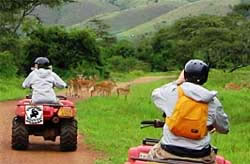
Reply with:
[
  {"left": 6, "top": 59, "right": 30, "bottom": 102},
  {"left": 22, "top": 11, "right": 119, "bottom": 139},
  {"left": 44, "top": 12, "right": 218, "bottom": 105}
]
[
  {"left": 60, "top": 119, "right": 78, "bottom": 151},
  {"left": 11, "top": 117, "right": 29, "bottom": 150}
]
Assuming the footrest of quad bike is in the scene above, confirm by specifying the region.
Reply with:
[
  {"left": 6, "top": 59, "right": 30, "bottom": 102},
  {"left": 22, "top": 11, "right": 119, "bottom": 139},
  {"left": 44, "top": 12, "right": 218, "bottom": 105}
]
[
  {"left": 142, "top": 138, "right": 160, "bottom": 146},
  {"left": 131, "top": 157, "right": 204, "bottom": 164}
]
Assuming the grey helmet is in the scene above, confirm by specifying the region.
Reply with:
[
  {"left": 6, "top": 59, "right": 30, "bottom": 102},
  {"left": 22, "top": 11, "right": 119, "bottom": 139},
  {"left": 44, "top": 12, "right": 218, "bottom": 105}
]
[{"left": 34, "top": 57, "right": 50, "bottom": 69}]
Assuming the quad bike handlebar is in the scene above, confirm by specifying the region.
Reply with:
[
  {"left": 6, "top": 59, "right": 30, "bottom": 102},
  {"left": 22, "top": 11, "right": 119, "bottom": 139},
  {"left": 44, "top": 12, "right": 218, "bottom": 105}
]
[
  {"left": 141, "top": 119, "right": 216, "bottom": 134},
  {"left": 141, "top": 120, "right": 165, "bottom": 129},
  {"left": 56, "top": 95, "right": 67, "bottom": 100}
]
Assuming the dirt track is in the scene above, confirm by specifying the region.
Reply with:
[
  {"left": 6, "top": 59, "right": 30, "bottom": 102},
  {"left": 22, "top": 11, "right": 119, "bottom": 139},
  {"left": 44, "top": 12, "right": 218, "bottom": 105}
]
[
  {"left": 0, "top": 99, "right": 99, "bottom": 164},
  {"left": 0, "top": 76, "right": 173, "bottom": 164}
]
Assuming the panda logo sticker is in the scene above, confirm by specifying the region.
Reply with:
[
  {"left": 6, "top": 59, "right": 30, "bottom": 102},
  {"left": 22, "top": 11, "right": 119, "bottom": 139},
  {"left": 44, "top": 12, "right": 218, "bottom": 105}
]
[{"left": 25, "top": 105, "right": 43, "bottom": 125}]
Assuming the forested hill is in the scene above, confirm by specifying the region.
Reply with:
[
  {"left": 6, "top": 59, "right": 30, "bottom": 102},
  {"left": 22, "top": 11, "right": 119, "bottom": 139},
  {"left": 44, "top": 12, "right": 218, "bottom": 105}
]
[{"left": 33, "top": 0, "right": 242, "bottom": 39}]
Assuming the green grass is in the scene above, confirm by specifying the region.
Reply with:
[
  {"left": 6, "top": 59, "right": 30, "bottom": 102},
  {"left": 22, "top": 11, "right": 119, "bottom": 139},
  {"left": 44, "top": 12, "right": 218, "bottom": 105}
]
[
  {"left": 77, "top": 70, "right": 250, "bottom": 164},
  {"left": 0, "top": 77, "right": 28, "bottom": 101},
  {"left": 205, "top": 69, "right": 250, "bottom": 163},
  {"left": 117, "top": 0, "right": 241, "bottom": 39},
  {"left": 0, "top": 70, "right": 167, "bottom": 101},
  {"left": 0, "top": 76, "right": 67, "bottom": 101},
  {"left": 76, "top": 78, "right": 168, "bottom": 163}
]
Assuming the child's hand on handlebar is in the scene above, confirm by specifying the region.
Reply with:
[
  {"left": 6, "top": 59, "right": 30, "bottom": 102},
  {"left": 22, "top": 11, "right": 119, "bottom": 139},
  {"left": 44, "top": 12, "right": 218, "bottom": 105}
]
[{"left": 154, "top": 119, "right": 165, "bottom": 128}]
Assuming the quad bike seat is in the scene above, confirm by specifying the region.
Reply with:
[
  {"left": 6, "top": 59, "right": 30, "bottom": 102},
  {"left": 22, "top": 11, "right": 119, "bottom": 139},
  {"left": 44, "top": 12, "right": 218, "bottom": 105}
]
[
  {"left": 26, "top": 95, "right": 67, "bottom": 100},
  {"left": 24, "top": 95, "right": 68, "bottom": 107}
]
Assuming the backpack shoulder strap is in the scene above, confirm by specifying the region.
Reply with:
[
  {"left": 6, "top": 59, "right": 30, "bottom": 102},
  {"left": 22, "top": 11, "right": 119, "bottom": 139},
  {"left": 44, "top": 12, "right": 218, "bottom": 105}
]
[{"left": 177, "top": 86, "right": 185, "bottom": 98}]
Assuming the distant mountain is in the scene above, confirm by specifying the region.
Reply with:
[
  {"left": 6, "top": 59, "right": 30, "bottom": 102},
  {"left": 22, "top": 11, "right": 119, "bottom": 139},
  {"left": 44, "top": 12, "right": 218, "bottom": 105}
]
[
  {"left": 32, "top": 0, "right": 119, "bottom": 26},
  {"left": 75, "top": 0, "right": 188, "bottom": 34},
  {"left": 117, "top": 0, "right": 241, "bottom": 39},
  {"left": 32, "top": 0, "right": 242, "bottom": 40},
  {"left": 102, "top": 0, "right": 195, "bottom": 9}
]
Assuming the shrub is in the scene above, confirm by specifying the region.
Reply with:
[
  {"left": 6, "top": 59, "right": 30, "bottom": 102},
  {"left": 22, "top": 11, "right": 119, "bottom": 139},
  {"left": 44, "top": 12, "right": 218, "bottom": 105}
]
[
  {"left": 0, "top": 51, "right": 17, "bottom": 77},
  {"left": 150, "top": 15, "right": 250, "bottom": 71},
  {"left": 107, "top": 56, "right": 151, "bottom": 72},
  {"left": 22, "top": 25, "right": 103, "bottom": 77}
]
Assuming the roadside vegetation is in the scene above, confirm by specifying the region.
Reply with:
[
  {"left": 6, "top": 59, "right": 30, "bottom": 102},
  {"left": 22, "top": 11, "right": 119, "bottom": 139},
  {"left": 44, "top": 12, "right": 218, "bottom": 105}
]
[
  {"left": 77, "top": 69, "right": 250, "bottom": 164},
  {"left": 0, "top": 78, "right": 27, "bottom": 101},
  {"left": 0, "top": 1, "right": 250, "bottom": 164},
  {"left": 1, "top": 2, "right": 250, "bottom": 80}
]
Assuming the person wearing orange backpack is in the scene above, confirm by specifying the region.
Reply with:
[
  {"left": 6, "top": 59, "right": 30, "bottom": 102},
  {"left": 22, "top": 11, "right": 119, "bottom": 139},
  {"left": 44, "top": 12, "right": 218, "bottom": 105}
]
[{"left": 147, "top": 59, "right": 229, "bottom": 163}]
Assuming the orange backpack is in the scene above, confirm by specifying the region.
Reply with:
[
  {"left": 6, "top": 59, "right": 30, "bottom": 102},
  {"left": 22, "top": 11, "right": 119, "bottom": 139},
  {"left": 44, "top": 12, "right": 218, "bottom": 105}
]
[{"left": 166, "top": 86, "right": 208, "bottom": 140}]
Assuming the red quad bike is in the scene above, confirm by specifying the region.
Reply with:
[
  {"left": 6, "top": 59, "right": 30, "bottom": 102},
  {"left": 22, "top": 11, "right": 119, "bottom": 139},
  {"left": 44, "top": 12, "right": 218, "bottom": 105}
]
[
  {"left": 125, "top": 120, "right": 232, "bottom": 164},
  {"left": 12, "top": 95, "right": 77, "bottom": 151}
]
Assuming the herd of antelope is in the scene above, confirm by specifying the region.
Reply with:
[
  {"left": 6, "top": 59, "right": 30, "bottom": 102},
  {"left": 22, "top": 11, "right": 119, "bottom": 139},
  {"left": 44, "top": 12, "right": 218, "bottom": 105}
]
[{"left": 66, "top": 75, "right": 131, "bottom": 99}]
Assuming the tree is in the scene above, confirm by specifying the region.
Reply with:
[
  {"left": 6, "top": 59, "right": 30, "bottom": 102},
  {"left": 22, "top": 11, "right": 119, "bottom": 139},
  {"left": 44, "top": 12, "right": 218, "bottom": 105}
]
[
  {"left": 0, "top": 0, "right": 74, "bottom": 76},
  {"left": 22, "top": 25, "right": 103, "bottom": 76},
  {"left": 0, "top": 0, "right": 73, "bottom": 35},
  {"left": 88, "top": 19, "right": 117, "bottom": 46},
  {"left": 150, "top": 15, "right": 250, "bottom": 71},
  {"left": 112, "top": 40, "right": 135, "bottom": 58},
  {"left": 232, "top": 3, "right": 250, "bottom": 18},
  {"left": 0, "top": 51, "right": 17, "bottom": 77}
]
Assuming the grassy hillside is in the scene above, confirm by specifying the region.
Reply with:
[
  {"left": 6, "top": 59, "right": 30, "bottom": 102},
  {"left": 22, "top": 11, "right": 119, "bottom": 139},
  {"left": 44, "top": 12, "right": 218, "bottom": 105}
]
[
  {"left": 104, "top": 0, "right": 193, "bottom": 9},
  {"left": 117, "top": 0, "right": 241, "bottom": 39},
  {"left": 31, "top": 0, "right": 242, "bottom": 38},
  {"left": 76, "top": 0, "right": 188, "bottom": 34},
  {"left": 77, "top": 69, "right": 250, "bottom": 164},
  {"left": 32, "top": 0, "right": 119, "bottom": 26}
]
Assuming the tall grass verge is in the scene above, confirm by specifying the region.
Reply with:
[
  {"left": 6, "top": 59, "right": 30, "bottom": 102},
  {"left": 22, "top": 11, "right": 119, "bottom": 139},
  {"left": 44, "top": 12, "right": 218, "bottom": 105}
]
[
  {"left": 0, "top": 77, "right": 28, "bottom": 101},
  {"left": 77, "top": 70, "right": 250, "bottom": 164}
]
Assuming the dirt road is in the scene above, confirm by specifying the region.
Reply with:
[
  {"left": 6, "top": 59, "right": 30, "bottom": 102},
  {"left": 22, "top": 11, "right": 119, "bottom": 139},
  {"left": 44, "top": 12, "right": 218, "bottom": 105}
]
[
  {"left": 0, "top": 99, "right": 99, "bottom": 164},
  {"left": 0, "top": 76, "right": 173, "bottom": 164}
]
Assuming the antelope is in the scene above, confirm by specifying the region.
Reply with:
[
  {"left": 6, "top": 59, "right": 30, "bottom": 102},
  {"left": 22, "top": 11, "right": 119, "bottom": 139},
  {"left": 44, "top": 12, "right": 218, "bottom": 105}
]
[
  {"left": 116, "top": 83, "right": 131, "bottom": 100},
  {"left": 224, "top": 82, "right": 241, "bottom": 90},
  {"left": 240, "top": 82, "right": 250, "bottom": 89},
  {"left": 78, "top": 78, "right": 96, "bottom": 97},
  {"left": 91, "top": 80, "right": 117, "bottom": 97},
  {"left": 66, "top": 74, "right": 96, "bottom": 98},
  {"left": 66, "top": 78, "right": 82, "bottom": 97},
  {"left": 66, "top": 79, "right": 74, "bottom": 97}
]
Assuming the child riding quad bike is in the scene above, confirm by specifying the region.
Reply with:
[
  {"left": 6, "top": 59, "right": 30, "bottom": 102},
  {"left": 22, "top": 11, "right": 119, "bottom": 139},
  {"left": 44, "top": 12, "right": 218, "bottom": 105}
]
[
  {"left": 11, "top": 57, "right": 77, "bottom": 151},
  {"left": 125, "top": 119, "right": 232, "bottom": 164},
  {"left": 126, "top": 60, "right": 230, "bottom": 164}
]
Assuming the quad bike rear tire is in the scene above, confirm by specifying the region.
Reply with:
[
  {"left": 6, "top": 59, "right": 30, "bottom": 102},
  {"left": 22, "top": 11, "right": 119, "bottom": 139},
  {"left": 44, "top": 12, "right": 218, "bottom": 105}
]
[
  {"left": 60, "top": 119, "right": 77, "bottom": 151},
  {"left": 11, "top": 117, "right": 29, "bottom": 150}
]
